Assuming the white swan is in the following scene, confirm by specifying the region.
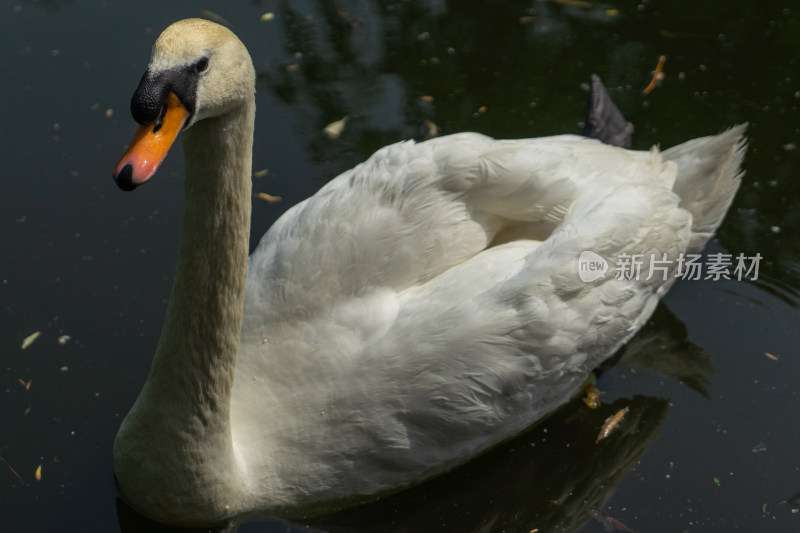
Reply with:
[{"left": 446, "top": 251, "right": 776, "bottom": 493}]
[{"left": 112, "top": 18, "right": 746, "bottom": 526}]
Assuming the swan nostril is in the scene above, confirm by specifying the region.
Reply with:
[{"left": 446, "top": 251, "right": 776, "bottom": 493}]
[
  {"left": 152, "top": 104, "right": 168, "bottom": 134},
  {"left": 114, "top": 164, "right": 137, "bottom": 191}
]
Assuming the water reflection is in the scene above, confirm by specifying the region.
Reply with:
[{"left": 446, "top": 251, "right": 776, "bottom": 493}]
[
  {"left": 116, "top": 303, "right": 709, "bottom": 533},
  {"left": 260, "top": 0, "right": 800, "bottom": 295}
]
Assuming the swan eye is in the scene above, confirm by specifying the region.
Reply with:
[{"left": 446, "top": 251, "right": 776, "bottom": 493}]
[{"left": 195, "top": 57, "right": 209, "bottom": 73}]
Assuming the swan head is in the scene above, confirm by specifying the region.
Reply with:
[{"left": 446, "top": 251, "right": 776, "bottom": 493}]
[{"left": 113, "top": 18, "right": 255, "bottom": 191}]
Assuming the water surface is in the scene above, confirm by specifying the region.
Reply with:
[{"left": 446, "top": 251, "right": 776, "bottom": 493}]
[{"left": 2, "top": 1, "right": 799, "bottom": 532}]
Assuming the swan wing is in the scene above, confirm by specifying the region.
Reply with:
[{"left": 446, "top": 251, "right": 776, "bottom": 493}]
[
  {"left": 243, "top": 132, "right": 673, "bottom": 323},
  {"left": 233, "top": 133, "right": 697, "bottom": 500}
]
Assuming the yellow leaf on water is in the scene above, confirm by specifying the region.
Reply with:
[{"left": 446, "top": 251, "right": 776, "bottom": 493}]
[
  {"left": 22, "top": 331, "right": 41, "bottom": 350},
  {"left": 324, "top": 116, "right": 349, "bottom": 139},
  {"left": 254, "top": 168, "right": 269, "bottom": 178},
  {"left": 596, "top": 406, "right": 629, "bottom": 443},
  {"left": 255, "top": 192, "right": 283, "bottom": 203},
  {"left": 35, "top": 465, "right": 42, "bottom": 481},
  {"left": 260, "top": 12, "right": 275, "bottom": 21}
]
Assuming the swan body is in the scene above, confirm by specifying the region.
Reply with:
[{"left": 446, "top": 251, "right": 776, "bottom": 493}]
[{"left": 112, "top": 19, "right": 746, "bottom": 526}]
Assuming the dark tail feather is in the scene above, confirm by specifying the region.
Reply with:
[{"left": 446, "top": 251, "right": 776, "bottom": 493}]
[{"left": 583, "top": 74, "right": 634, "bottom": 149}]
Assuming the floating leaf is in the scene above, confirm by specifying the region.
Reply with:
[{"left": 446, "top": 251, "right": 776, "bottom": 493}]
[
  {"left": 324, "top": 116, "right": 349, "bottom": 139},
  {"left": 200, "top": 10, "right": 231, "bottom": 27},
  {"left": 57, "top": 335, "right": 71, "bottom": 345},
  {"left": 643, "top": 55, "right": 666, "bottom": 95},
  {"left": 22, "top": 331, "right": 41, "bottom": 350},
  {"left": 0, "top": 457, "right": 24, "bottom": 484},
  {"left": 596, "top": 406, "right": 629, "bottom": 442},
  {"left": 35, "top": 465, "right": 42, "bottom": 481},
  {"left": 255, "top": 192, "right": 282, "bottom": 203},
  {"left": 424, "top": 119, "right": 439, "bottom": 139},
  {"left": 764, "top": 352, "right": 779, "bottom": 361},
  {"left": 260, "top": 12, "right": 275, "bottom": 21},
  {"left": 582, "top": 384, "right": 603, "bottom": 409},
  {"left": 254, "top": 168, "right": 269, "bottom": 178}
]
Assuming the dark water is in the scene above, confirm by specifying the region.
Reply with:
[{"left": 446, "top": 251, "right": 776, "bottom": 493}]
[{"left": 2, "top": 1, "right": 799, "bottom": 532}]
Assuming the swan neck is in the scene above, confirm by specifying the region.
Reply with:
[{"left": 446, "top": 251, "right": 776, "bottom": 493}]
[{"left": 149, "top": 100, "right": 254, "bottom": 427}]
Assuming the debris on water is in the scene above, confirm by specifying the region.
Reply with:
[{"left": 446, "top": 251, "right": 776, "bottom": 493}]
[
  {"left": 765, "top": 492, "right": 800, "bottom": 517},
  {"left": 324, "top": 116, "right": 348, "bottom": 139},
  {"left": 419, "top": 95, "right": 434, "bottom": 103},
  {"left": 57, "top": 335, "right": 71, "bottom": 345},
  {"left": 596, "top": 406, "right": 629, "bottom": 442},
  {"left": 643, "top": 55, "right": 666, "bottom": 95},
  {"left": 22, "top": 331, "right": 41, "bottom": 350},
  {"left": 260, "top": 12, "right": 275, "bottom": 22},
  {"left": 35, "top": 465, "right": 42, "bottom": 481},
  {"left": 752, "top": 442, "right": 767, "bottom": 453},
  {"left": 713, "top": 476, "right": 721, "bottom": 486},
  {"left": 254, "top": 168, "right": 269, "bottom": 178},
  {"left": 0, "top": 456, "right": 24, "bottom": 484},
  {"left": 255, "top": 192, "right": 282, "bottom": 203},
  {"left": 764, "top": 352, "right": 779, "bottom": 361},
  {"left": 18, "top": 379, "right": 32, "bottom": 391},
  {"left": 424, "top": 119, "right": 439, "bottom": 139},
  {"left": 588, "top": 508, "right": 636, "bottom": 532},
  {"left": 583, "top": 384, "right": 603, "bottom": 409},
  {"left": 105, "top": 108, "right": 113, "bottom": 118},
  {"left": 201, "top": 10, "right": 231, "bottom": 27}
]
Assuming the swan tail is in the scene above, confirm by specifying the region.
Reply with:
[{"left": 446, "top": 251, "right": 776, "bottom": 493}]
[{"left": 663, "top": 124, "right": 747, "bottom": 253}]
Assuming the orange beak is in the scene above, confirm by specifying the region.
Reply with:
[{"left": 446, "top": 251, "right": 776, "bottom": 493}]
[{"left": 113, "top": 92, "right": 189, "bottom": 190}]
